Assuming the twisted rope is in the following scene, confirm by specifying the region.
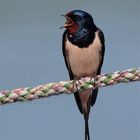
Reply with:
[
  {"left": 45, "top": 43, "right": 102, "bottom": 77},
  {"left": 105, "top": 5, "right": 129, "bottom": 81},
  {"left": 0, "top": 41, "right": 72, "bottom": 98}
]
[{"left": 0, "top": 68, "right": 140, "bottom": 105}]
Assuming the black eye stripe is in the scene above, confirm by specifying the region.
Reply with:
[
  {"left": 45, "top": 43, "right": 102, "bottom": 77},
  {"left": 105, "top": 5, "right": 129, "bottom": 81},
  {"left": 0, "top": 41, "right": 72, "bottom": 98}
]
[{"left": 69, "top": 15, "right": 81, "bottom": 20}]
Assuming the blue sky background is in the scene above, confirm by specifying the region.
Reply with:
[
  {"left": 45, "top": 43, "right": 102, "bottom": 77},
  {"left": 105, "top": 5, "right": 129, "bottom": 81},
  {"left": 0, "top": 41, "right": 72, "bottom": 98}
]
[{"left": 0, "top": 0, "right": 140, "bottom": 140}]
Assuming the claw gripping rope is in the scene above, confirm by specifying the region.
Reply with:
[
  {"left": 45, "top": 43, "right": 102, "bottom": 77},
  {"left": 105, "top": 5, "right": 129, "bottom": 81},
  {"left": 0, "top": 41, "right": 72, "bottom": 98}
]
[{"left": 0, "top": 68, "right": 140, "bottom": 105}]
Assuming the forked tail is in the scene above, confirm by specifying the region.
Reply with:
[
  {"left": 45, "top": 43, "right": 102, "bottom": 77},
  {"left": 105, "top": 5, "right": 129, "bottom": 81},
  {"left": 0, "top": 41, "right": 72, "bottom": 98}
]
[{"left": 84, "top": 117, "right": 90, "bottom": 140}]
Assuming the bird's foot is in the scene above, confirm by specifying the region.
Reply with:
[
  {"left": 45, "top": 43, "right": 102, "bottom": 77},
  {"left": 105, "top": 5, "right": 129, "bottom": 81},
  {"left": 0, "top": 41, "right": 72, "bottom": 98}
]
[
  {"left": 88, "top": 73, "right": 98, "bottom": 89},
  {"left": 72, "top": 76, "right": 82, "bottom": 92},
  {"left": 90, "top": 73, "right": 100, "bottom": 90},
  {"left": 89, "top": 72, "right": 96, "bottom": 81},
  {"left": 68, "top": 77, "right": 81, "bottom": 93}
]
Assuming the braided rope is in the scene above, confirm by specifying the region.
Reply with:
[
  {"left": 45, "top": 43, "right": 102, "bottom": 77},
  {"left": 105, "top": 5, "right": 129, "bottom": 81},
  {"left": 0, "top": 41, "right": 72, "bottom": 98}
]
[{"left": 0, "top": 68, "right": 140, "bottom": 105}]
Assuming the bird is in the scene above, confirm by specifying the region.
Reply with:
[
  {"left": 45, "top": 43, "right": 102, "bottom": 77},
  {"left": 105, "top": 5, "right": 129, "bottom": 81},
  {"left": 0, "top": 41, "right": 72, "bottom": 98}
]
[{"left": 61, "top": 10, "right": 105, "bottom": 140}]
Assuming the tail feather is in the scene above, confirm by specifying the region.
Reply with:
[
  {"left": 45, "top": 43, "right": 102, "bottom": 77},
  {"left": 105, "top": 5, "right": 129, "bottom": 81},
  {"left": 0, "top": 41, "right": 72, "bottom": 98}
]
[
  {"left": 75, "top": 89, "right": 93, "bottom": 140},
  {"left": 85, "top": 117, "right": 90, "bottom": 140},
  {"left": 79, "top": 89, "right": 91, "bottom": 140}
]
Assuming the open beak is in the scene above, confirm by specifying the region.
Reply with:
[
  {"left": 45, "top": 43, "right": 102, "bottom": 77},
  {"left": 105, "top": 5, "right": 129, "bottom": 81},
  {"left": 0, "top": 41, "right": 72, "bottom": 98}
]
[{"left": 60, "top": 15, "right": 74, "bottom": 29}]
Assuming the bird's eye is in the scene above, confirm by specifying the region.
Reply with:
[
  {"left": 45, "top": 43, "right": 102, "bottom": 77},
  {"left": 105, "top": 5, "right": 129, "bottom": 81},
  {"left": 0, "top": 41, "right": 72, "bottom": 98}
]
[{"left": 75, "top": 15, "right": 80, "bottom": 20}]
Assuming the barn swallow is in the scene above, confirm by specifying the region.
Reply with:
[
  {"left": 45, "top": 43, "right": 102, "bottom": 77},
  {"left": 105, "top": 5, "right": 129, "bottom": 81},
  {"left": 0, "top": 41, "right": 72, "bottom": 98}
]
[{"left": 61, "top": 10, "right": 105, "bottom": 140}]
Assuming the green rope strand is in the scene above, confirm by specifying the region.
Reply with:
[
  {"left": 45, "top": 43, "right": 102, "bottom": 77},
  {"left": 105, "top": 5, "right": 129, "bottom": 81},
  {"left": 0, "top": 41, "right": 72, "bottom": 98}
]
[{"left": 0, "top": 68, "right": 140, "bottom": 105}]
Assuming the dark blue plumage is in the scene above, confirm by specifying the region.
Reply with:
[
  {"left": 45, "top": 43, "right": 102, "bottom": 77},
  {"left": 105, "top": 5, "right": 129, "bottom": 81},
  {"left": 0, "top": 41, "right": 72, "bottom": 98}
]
[{"left": 65, "top": 10, "right": 98, "bottom": 48}]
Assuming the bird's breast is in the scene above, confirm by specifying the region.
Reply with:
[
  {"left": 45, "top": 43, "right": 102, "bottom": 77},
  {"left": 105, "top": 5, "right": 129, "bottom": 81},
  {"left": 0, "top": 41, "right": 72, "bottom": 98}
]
[{"left": 66, "top": 32, "right": 102, "bottom": 77}]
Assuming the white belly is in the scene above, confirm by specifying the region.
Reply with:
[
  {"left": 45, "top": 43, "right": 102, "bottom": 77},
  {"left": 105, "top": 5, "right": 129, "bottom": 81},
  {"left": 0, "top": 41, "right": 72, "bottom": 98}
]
[{"left": 66, "top": 32, "right": 102, "bottom": 77}]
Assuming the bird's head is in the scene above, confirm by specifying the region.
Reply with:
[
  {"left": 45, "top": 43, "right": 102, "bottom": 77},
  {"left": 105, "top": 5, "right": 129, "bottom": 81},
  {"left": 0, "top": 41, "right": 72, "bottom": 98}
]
[{"left": 61, "top": 10, "right": 95, "bottom": 34}]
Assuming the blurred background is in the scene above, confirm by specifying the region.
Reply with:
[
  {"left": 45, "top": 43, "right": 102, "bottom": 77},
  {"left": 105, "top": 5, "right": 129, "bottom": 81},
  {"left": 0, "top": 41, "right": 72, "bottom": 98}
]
[{"left": 0, "top": 0, "right": 140, "bottom": 140}]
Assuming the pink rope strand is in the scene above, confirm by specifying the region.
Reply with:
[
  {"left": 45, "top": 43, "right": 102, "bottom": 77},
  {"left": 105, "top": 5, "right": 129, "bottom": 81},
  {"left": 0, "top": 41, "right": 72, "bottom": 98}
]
[{"left": 0, "top": 68, "right": 140, "bottom": 105}]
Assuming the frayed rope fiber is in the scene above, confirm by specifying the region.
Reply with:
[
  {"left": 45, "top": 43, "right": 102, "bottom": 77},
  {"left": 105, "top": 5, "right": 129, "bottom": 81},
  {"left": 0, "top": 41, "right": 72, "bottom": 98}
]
[{"left": 0, "top": 68, "right": 140, "bottom": 105}]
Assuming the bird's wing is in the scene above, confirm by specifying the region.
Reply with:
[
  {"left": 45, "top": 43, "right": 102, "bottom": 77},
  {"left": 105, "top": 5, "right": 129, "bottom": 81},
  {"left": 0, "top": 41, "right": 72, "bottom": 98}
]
[
  {"left": 91, "top": 28, "right": 105, "bottom": 106},
  {"left": 62, "top": 31, "right": 83, "bottom": 114},
  {"left": 97, "top": 28, "right": 105, "bottom": 71},
  {"left": 62, "top": 31, "right": 74, "bottom": 80}
]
